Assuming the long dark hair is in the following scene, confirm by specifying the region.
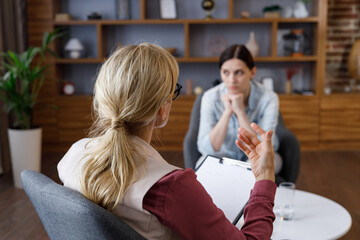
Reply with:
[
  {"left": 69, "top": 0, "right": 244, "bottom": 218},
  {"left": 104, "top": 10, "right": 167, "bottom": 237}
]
[{"left": 219, "top": 44, "right": 255, "bottom": 70}]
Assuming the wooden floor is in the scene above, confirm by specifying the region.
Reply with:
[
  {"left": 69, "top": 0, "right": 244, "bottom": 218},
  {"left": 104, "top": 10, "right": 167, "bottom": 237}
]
[{"left": 0, "top": 150, "right": 359, "bottom": 239}]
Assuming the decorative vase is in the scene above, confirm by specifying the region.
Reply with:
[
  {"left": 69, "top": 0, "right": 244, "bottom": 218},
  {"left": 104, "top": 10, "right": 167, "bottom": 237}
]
[
  {"left": 186, "top": 79, "right": 193, "bottom": 95},
  {"left": 293, "top": 1, "right": 309, "bottom": 18},
  {"left": 8, "top": 128, "right": 42, "bottom": 188},
  {"left": 347, "top": 39, "right": 360, "bottom": 91},
  {"left": 286, "top": 80, "right": 292, "bottom": 94},
  {"left": 116, "top": 0, "right": 131, "bottom": 20},
  {"left": 245, "top": 31, "right": 260, "bottom": 57}
]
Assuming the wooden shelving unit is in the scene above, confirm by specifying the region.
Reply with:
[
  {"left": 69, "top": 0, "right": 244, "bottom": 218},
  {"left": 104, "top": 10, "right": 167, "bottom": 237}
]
[
  {"left": 52, "top": 17, "right": 320, "bottom": 65},
  {"left": 53, "top": 56, "right": 318, "bottom": 64},
  {"left": 28, "top": 0, "right": 333, "bottom": 151}
]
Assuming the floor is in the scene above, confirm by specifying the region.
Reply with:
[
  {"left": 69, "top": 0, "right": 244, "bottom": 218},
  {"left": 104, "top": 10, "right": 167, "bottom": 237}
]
[{"left": 0, "top": 150, "right": 359, "bottom": 239}]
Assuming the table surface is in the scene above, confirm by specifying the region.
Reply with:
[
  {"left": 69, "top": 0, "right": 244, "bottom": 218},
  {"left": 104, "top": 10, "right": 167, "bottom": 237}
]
[{"left": 270, "top": 189, "right": 352, "bottom": 240}]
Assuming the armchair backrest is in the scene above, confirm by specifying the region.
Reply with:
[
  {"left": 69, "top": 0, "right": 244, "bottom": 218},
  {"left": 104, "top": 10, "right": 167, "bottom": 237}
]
[
  {"left": 21, "top": 170, "right": 145, "bottom": 240},
  {"left": 183, "top": 93, "right": 203, "bottom": 169}
]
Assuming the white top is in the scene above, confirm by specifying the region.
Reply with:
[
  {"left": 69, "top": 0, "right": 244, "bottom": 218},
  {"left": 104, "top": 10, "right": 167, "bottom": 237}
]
[{"left": 271, "top": 189, "right": 352, "bottom": 240}]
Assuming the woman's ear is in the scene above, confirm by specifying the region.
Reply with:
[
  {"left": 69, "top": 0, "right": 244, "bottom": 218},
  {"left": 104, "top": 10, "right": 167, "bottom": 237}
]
[
  {"left": 159, "top": 105, "right": 166, "bottom": 120},
  {"left": 154, "top": 105, "right": 167, "bottom": 128}
]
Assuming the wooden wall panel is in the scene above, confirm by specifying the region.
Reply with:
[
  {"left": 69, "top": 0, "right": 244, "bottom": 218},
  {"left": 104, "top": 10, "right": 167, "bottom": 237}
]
[
  {"left": 279, "top": 95, "right": 320, "bottom": 150},
  {"left": 320, "top": 94, "right": 360, "bottom": 149},
  {"left": 57, "top": 96, "right": 92, "bottom": 145},
  {"left": 27, "top": 0, "right": 58, "bottom": 150},
  {"left": 41, "top": 92, "right": 360, "bottom": 152},
  {"left": 41, "top": 93, "right": 324, "bottom": 152},
  {"left": 52, "top": 95, "right": 195, "bottom": 152},
  {"left": 152, "top": 96, "right": 195, "bottom": 151}
]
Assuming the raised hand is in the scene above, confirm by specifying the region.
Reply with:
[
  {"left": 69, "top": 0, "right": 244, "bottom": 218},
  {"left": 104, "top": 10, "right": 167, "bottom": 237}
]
[{"left": 235, "top": 123, "right": 275, "bottom": 182}]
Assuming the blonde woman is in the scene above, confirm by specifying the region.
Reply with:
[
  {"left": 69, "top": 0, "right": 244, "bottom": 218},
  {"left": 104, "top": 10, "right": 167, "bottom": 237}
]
[{"left": 57, "top": 43, "right": 277, "bottom": 240}]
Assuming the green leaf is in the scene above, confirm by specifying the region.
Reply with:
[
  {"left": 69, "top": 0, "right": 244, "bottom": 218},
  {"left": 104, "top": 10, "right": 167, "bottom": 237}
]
[
  {"left": 0, "top": 28, "right": 63, "bottom": 129},
  {"left": 5, "top": 102, "right": 16, "bottom": 113},
  {"left": 7, "top": 51, "right": 23, "bottom": 69},
  {"left": 42, "top": 28, "right": 66, "bottom": 48},
  {"left": 25, "top": 47, "right": 42, "bottom": 67},
  {"left": 42, "top": 31, "right": 50, "bottom": 47},
  {"left": 45, "top": 48, "right": 59, "bottom": 58}
]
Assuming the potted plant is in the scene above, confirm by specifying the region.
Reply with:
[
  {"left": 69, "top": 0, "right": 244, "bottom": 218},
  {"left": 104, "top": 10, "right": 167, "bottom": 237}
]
[
  {"left": 263, "top": 5, "right": 282, "bottom": 18},
  {"left": 0, "top": 29, "right": 62, "bottom": 188}
]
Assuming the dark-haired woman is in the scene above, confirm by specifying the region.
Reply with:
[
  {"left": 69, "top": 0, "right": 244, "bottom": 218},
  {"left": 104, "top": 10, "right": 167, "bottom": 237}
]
[{"left": 197, "top": 44, "right": 282, "bottom": 173}]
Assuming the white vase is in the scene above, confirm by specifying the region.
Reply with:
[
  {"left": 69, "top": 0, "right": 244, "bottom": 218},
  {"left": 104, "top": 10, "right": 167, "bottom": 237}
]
[
  {"left": 8, "top": 128, "right": 42, "bottom": 188},
  {"left": 245, "top": 31, "right": 260, "bottom": 57},
  {"left": 294, "top": 1, "right": 309, "bottom": 18}
]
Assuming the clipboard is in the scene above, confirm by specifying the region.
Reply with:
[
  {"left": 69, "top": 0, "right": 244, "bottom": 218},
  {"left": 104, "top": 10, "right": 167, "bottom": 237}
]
[{"left": 195, "top": 155, "right": 255, "bottom": 225}]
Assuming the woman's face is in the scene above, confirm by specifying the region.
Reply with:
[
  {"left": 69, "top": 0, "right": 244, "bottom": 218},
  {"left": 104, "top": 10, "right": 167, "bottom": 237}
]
[{"left": 220, "top": 58, "right": 256, "bottom": 95}]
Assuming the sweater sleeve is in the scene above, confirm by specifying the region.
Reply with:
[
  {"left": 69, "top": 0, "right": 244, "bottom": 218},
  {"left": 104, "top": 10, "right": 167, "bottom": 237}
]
[{"left": 143, "top": 169, "right": 276, "bottom": 240}]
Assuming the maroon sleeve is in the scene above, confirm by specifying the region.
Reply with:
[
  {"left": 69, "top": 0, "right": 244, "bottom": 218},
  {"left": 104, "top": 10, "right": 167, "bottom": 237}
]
[
  {"left": 143, "top": 169, "right": 276, "bottom": 240},
  {"left": 241, "top": 180, "right": 277, "bottom": 239}
]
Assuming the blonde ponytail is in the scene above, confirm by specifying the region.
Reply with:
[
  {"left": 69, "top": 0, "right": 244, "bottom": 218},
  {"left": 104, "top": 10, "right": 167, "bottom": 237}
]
[
  {"left": 81, "top": 43, "right": 178, "bottom": 210},
  {"left": 82, "top": 127, "right": 137, "bottom": 210}
]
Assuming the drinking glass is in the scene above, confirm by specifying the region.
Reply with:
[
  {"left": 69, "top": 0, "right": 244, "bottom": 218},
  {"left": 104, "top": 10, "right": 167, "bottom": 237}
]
[{"left": 278, "top": 182, "right": 296, "bottom": 220}]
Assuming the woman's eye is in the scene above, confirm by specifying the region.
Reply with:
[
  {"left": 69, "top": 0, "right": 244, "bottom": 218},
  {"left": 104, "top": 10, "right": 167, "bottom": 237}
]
[
  {"left": 235, "top": 70, "right": 243, "bottom": 75},
  {"left": 222, "top": 70, "right": 229, "bottom": 75}
]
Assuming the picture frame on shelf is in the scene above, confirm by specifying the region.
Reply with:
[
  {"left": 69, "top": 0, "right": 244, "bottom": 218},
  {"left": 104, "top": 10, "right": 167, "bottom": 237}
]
[{"left": 159, "top": 0, "right": 177, "bottom": 19}]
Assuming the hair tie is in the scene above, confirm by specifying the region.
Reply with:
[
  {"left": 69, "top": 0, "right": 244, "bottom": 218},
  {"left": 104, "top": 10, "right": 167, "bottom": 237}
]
[{"left": 111, "top": 119, "right": 125, "bottom": 131}]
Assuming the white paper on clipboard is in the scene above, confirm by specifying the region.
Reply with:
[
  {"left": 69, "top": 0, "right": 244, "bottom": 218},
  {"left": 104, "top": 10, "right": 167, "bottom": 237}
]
[{"left": 195, "top": 155, "right": 256, "bottom": 225}]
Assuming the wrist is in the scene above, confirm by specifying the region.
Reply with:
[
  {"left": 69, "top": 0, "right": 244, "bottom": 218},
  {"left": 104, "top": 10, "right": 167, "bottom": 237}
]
[
  {"left": 223, "top": 109, "right": 232, "bottom": 118},
  {"left": 234, "top": 108, "right": 246, "bottom": 118},
  {"left": 256, "top": 170, "right": 275, "bottom": 182}
]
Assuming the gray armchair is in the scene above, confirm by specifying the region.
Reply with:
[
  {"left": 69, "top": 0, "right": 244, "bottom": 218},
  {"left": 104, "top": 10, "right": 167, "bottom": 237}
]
[
  {"left": 21, "top": 170, "right": 145, "bottom": 240},
  {"left": 183, "top": 94, "right": 300, "bottom": 185}
]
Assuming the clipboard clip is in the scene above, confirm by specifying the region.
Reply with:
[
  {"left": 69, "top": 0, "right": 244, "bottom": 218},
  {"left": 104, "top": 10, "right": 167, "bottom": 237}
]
[{"left": 220, "top": 157, "right": 252, "bottom": 171}]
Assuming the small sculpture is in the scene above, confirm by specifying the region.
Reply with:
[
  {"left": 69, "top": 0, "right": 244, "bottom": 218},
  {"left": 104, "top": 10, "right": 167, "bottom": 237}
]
[
  {"left": 240, "top": 11, "right": 250, "bottom": 19},
  {"left": 202, "top": 0, "right": 215, "bottom": 19},
  {"left": 87, "top": 12, "right": 102, "bottom": 20}
]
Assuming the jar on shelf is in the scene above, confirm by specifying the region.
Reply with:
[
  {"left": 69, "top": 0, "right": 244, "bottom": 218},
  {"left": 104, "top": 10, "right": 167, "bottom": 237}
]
[{"left": 283, "top": 29, "right": 310, "bottom": 57}]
